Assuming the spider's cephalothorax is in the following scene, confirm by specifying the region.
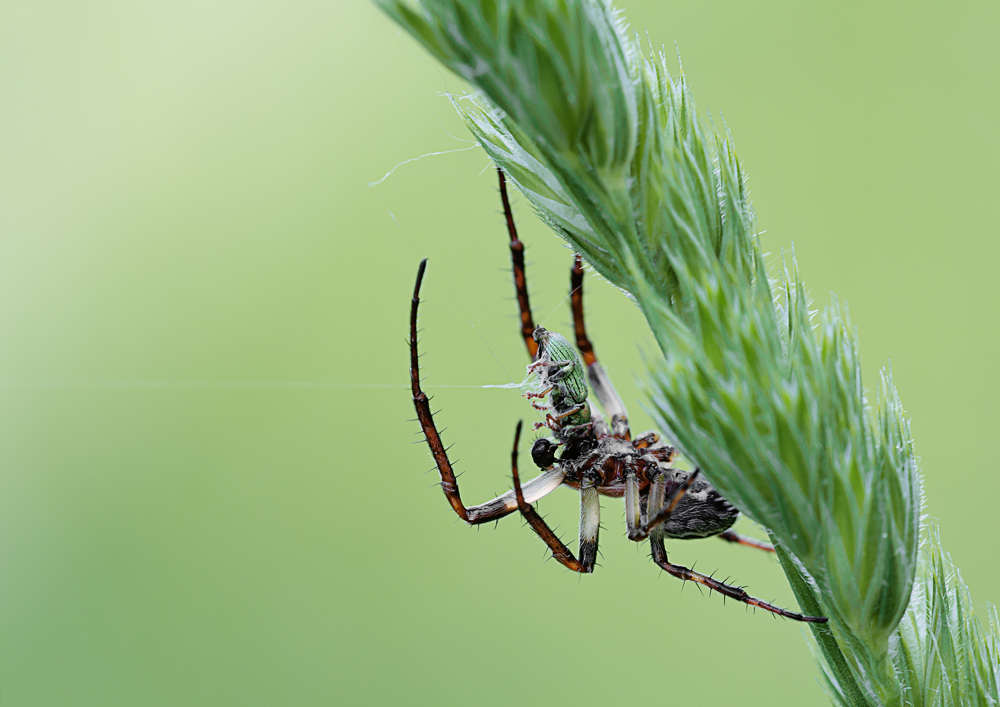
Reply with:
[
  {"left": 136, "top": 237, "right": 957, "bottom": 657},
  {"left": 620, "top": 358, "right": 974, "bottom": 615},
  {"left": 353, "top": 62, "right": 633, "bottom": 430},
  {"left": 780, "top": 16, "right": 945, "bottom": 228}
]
[{"left": 407, "top": 168, "right": 826, "bottom": 624}]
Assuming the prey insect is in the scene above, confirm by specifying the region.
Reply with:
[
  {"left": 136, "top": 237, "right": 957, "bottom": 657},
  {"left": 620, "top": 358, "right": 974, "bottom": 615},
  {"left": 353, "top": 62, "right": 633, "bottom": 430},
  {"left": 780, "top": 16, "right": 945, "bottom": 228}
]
[{"left": 408, "top": 169, "right": 826, "bottom": 623}]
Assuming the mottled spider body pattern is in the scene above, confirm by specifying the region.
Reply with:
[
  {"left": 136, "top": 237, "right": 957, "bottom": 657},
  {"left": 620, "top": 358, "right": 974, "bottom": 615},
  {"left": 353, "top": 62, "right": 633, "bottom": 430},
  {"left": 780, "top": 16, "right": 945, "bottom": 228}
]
[
  {"left": 407, "top": 169, "right": 826, "bottom": 624},
  {"left": 539, "top": 431, "right": 738, "bottom": 536}
]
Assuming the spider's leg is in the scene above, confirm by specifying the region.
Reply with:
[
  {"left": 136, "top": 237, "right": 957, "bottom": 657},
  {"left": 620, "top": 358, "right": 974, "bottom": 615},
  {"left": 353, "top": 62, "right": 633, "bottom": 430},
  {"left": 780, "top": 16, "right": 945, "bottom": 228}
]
[
  {"left": 579, "top": 481, "right": 600, "bottom": 571},
  {"left": 718, "top": 529, "right": 776, "bottom": 553},
  {"left": 639, "top": 469, "right": 701, "bottom": 538},
  {"left": 498, "top": 168, "right": 538, "bottom": 360},
  {"left": 644, "top": 469, "right": 827, "bottom": 623},
  {"left": 649, "top": 534, "right": 827, "bottom": 623},
  {"left": 510, "top": 421, "right": 597, "bottom": 572},
  {"left": 570, "top": 255, "right": 630, "bottom": 439},
  {"left": 624, "top": 463, "right": 644, "bottom": 541},
  {"left": 647, "top": 471, "right": 669, "bottom": 549},
  {"left": 466, "top": 468, "right": 566, "bottom": 523},
  {"left": 569, "top": 255, "right": 596, "bottom": 367},
  {"left": 410, "top": 260, "right": 564, "bottom": 525},
  {"left": 587, "top": 400, "right": 612, "bottom": 439},
  {"left": 632, "top": 431, "right": 660, "bottom": 449}
]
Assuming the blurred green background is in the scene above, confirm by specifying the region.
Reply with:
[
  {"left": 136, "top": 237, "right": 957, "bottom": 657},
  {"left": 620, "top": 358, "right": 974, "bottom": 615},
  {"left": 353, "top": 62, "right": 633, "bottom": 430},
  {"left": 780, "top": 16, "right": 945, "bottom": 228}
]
[{"left": 0, "top": 1, "right": 997, "bottom": 704}]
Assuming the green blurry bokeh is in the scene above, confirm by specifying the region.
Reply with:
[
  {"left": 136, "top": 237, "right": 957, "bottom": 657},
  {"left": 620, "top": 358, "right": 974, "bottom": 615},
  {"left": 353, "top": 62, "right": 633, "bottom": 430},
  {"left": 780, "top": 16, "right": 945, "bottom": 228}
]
[{"left": 1, "top": 1, "right": 997, "bottom": 705}]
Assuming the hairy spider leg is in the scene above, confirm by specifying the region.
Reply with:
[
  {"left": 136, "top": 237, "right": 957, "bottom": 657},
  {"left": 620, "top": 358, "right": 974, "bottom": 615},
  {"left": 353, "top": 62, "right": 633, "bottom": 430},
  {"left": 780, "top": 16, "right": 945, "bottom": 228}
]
[
  {"left": 410, "top": 259, "right": 565, "bottom": 524},
  {"left": 644, "top": 468, "right": 828, "bottom": 623},
  {"left": 624, "top": 462, "right": 643, "bottom": 539},
  {"left": 587, "top": 401, "right": 612, "bottom": 439},
  {"left": 641, "top": 469, "right": 702, "bottom": 537},
  {"left": 510, "top": 421, "right": 600, "bottom": 573},
  {"left": 717, "top": 529, "right": 776, "bottom": 553},
  {"left": 579, "top": 480, "right": 600, "bottom": 571},
  {"left": 570, "top": 255, "right": 630, "bottom": 439},
  {"left": 621, "top": 468, "right": 701, "bottom": 542},
  {"left": 498, "top": 168, "right": 537, "bottom": 360}
]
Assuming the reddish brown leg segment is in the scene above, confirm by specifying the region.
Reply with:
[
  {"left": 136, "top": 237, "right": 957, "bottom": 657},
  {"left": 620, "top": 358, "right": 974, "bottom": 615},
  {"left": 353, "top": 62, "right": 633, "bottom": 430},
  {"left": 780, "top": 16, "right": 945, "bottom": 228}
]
[
  {"left": 650, "top": 539, "right": 826, "bottom": 622},
  {"left": 570, "top": 255, "right": 629, "bottom": 438},
  {"left": 510, "top": 421, "right": 588, "bottom": 572},
  {"left": 644, "top": 467, "right": 827, "bottom": 623},
  {"left": 499, "top": 168, "right": 537, "bottom": 360},
  {"left": 410, "top": 260, "right": 562, "bottom": 525},
  {"left": 570, "top": 255, "right": 596, "bottom": 367},
  {"left": 718, "top": 529, "right": 776, "bottom": 553},
  {"left": 409, "top": 259, "right": 471, "bottom": 522}
]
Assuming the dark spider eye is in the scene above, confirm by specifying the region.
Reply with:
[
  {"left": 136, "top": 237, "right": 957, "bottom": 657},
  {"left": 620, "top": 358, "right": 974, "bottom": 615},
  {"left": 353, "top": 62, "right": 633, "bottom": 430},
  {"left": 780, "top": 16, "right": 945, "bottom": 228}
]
[{"left": 530, "top": 438, "right": 557, "bottom": 468}]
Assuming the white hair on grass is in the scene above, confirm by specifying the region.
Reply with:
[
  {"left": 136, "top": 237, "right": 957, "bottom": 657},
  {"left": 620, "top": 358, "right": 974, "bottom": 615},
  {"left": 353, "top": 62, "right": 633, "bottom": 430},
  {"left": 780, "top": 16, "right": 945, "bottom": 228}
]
[{"left": 367, "top": 143, "right": 479, "bottom": 187}]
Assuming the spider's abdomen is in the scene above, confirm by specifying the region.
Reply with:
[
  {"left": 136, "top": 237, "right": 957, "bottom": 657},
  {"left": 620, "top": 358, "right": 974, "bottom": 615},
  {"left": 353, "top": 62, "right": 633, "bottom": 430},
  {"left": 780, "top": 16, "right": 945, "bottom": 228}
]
[{"left": 661, "top": 470, "right": 739, "bottom": 539}]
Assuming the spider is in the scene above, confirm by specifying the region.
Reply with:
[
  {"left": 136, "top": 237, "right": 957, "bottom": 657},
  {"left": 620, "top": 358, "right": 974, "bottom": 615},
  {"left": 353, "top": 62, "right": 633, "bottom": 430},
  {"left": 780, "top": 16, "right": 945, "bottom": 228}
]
[{"left": 408, "top": 168, "right": 827, "bottom": 624}]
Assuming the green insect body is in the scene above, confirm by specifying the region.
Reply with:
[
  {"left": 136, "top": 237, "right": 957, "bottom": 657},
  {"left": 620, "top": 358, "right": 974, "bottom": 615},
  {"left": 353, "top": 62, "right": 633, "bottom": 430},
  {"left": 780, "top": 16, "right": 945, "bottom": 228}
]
[{"left": 530, "top": 327, "right": 591, "bottom": 434}]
